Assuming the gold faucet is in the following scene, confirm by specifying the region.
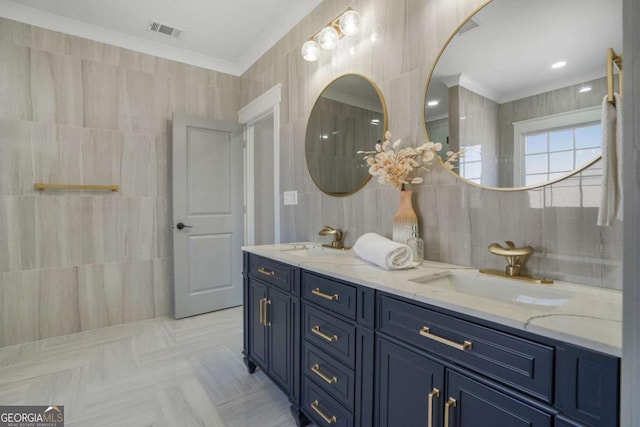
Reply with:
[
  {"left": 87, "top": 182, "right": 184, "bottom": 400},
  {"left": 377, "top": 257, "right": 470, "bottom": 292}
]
[
  {"left": 487, "top": 241, "right": 533, "bottom": 276},
  {"left": 482, "top": 241, "right": 553, "bottom": 284},
  {"left": 318, "top": 225, "right": 348, "bottom": 249}
]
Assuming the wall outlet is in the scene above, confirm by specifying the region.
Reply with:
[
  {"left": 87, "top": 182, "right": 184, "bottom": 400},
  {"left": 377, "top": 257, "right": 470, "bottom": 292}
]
[{"left": 283, "top": 191, "right": 298, "bottom": 205}]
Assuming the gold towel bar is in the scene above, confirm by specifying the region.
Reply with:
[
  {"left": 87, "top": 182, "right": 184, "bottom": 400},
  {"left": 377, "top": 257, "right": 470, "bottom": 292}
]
[
  {"left": 35, "top": 183, "right": 119, "bottom": 192},
  {"left": 607, "top": 47, "right": 623, "bottom": 105}
]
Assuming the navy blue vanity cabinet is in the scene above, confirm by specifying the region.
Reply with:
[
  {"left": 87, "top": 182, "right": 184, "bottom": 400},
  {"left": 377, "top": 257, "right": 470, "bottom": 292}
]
[
  {"left": 300, "top": 271, "right": 375, "bottom": 427},
  {"left": 555, "top": 343, "right": 620, "bottom": 427},
  {"left": 376, "top": 337, "right": 445, "bottom": 427},
  {"left": 375, "top": 291, "right": 621, "bottom": 427},
  {"left": 445, "top": 370, "right": 552, "bottom": 426},
  {"left": 243, "top": 253, "right": 304, "bottom": 425}
]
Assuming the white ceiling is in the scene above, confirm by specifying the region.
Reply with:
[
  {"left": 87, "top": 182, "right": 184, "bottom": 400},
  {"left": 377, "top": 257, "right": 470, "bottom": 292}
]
[
  {"left": 0, "top": 0, "right": 323, "bottom": 75},
  {"left": 425, "top": 0, "right": 623, "bottom": 119}
]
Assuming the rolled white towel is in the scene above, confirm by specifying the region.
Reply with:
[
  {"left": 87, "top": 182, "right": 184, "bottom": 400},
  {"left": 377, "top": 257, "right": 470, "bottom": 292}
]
[{"left": 352, "top": 233, "right": 414, "bottom": 270}]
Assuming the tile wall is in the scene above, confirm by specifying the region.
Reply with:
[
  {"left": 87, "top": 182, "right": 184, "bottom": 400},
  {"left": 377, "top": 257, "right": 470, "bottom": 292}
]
[
  {"left": 241, "top": 0, "right": 623, "bottom": 289},
  {"left": 0, "top": 18, "right": 242, "bottom": 346},
  {"left": 0, "top": 0, "right": 626, "bottom": 347}
]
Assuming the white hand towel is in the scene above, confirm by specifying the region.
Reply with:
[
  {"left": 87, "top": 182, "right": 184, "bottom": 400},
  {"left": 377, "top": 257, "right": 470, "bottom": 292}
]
[
  {"left": 598, "top": 93, "right": 624, "bottom": 226},
  {"left": 352, "top": 233, "right": 414, "bottom": 270}
]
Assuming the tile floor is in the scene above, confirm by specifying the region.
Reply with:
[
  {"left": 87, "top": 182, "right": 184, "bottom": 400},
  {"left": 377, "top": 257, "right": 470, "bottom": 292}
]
[{"left": 0, "top": 307, "right": 306, "bottom": 426}]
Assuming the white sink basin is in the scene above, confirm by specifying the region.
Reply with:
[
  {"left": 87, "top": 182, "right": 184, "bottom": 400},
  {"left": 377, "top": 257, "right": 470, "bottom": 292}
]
[
  {"left": 409, "top": 270, "right": 573, "bottom": 311},
  {"left": 278, "top": 244, "right": 345, "bottom": 257}
]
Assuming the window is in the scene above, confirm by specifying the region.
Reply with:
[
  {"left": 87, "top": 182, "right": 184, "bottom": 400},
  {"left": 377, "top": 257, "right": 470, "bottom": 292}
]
[
  {"left": 458, "top": 144, "right": 482, "bottom": 184},
  {"left": 513, "top": 107, "right": 602, "bottom": 187}
]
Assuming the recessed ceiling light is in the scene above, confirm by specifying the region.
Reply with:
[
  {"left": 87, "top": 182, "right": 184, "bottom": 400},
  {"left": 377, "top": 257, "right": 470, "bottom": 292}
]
[
  {"left": 427, "top": 100, "right": 439, "bottom": 107},
  {"left": 579, "top": 86, "right": 592, "bottom": 93},
  {"left": 370, "top": 119, "right": 380, "bottom": 125},
  {"left": 551, "top": 61, "right": 567, "bottom": 69}
]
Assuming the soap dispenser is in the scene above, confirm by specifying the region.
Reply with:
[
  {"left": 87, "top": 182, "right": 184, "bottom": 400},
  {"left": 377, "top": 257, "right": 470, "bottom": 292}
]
[{"left": 407, "top": 225, "right": 424, "bottom": 265}]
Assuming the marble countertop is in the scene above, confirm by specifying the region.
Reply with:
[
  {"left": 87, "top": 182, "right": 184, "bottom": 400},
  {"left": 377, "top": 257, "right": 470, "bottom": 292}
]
[{"left": 243, "top": 244, "right": 622, "bottom": 357}]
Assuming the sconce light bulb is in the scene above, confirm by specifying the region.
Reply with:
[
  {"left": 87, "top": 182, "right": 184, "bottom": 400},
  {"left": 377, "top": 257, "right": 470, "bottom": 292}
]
[
  {"left": 339, "top": 10, "right": 361, "bottom": 36},
  {"left": 301, "top": 40, "right": 320, "bottom": 61},
  {"left": 318, "top": 26, "right": 339, "bottom": 50}
]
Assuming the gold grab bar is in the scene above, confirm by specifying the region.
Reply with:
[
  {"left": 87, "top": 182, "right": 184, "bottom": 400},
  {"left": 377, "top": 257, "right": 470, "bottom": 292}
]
[
  {"left": 607, "top": 47, "right": 623, "bottom": 105},
  {"left": 311, "top": 364, "right": 338, "bottom": 384},
  {"left": 312, "top": 288, "right": 339, "bottom": 301},
  {"left": 444, "top": 397, "right": 457, "bottom": 427},
  {"left": 35, "top": 183, "right": 119, "bottom": 192},
  {"left": 428, "top": 388, "right": 440, "bottom": 427},
  {"left": 420, "top": 327, "right": 472, "bottom": 351},
  {"left": 312, "top": 325, "right": 338, "bottom": 342},
  {"left": 310, "top": 400, "right": 337, "bottom": 424},
  {"left": 257, "top": 267, "right": 275, "bottom": 276}
]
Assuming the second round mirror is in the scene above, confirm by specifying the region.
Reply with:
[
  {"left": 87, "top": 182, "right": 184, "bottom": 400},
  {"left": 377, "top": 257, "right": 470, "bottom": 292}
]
[{"left": 424, "top": 0, "right": 621, "bottom": 190}]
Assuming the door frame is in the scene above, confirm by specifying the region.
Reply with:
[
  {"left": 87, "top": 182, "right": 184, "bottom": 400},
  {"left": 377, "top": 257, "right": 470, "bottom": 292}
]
[{"left": 238, "top": 83, "right": 282, "bottom": 245}]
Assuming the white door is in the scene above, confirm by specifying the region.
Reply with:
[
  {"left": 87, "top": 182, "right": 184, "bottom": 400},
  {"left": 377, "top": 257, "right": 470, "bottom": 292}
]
[{"left": 172, "top": 114, "right": 243, "bottom": 319}]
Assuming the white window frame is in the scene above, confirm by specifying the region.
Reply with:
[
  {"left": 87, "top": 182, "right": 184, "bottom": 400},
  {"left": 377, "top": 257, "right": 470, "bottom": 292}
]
[{"left": 512, "top": 106, "right": 601, "bottom": 187}]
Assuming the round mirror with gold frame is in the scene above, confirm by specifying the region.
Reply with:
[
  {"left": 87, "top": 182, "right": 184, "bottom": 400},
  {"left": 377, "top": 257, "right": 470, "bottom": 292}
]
[
  {"left": 306, "top": 74, "right": 388, "bottom": 196},
  {"left": 423, "top": 0, "right": 622, "bottom": 190}
]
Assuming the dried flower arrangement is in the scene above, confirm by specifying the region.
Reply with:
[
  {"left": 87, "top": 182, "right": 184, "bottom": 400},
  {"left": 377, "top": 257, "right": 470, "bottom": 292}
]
[{"left": 358, "top": 131, "right": 463, "bottom": 190}]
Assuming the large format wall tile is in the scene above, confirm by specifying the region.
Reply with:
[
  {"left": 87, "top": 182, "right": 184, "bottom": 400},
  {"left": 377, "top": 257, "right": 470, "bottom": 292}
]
[
  {"left": 122, "top": 260, "right": 155, "bottom": 323},
  {"left": 78, "top": 263, "right": 124, "bottom": 331},
  {"left": 0, "top": 196, "right": 37, "bottom": 272},
  {"left": 0, "top": 270, "right": 40, "bottom": 346},
  {"left": 38, "top": 267, "right": 81, "bottom": 339},
  {"left": 0, "top": 15, "right": 251, "bottom": 346},
  {"left": 81, "top": 60, "right": 119, "bottom": 130},
  {"left": 239, "top": 0, "right": 623, "bottom": 290},
  {"left": 0, "top": 119, "right": 33, "bottom": 195},
  {"left": 0, "top": 45, "right": 32, "bottom": 121},
  {"left": 30, "top": 49, "right": 84, "bottom": 126}
]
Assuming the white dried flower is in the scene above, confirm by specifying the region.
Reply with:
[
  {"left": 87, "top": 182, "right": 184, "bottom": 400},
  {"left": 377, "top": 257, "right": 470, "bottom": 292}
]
[{"left": 358, "top": 131, "right": 462, "bottom": 190}]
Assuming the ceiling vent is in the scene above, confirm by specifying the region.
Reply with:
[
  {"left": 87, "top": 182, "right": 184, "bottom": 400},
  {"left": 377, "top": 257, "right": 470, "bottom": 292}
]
[{"left": 148, "top": 21, "right": 183, "bottom": 38}]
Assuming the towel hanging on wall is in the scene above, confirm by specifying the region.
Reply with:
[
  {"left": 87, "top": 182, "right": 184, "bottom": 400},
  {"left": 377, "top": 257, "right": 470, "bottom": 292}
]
[{"left": 597, "top": 92, "right": 623, "bottom": 226}]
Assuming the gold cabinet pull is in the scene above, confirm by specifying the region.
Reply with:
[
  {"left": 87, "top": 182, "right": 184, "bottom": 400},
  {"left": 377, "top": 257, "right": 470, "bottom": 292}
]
[
  {"left": 259, "top": 298, "right": 266, "bottom": 325},
  {"left": 312, "top": 288, "right": 339, "bottom": 301},
  {"left": 427, "top": 388, "right": 440, "bottom": 427},
  {"left": 310, "top": 400, "right": 337, "bottom": 424},
  {"left": 311, "top": 325, "right": 338, "bottom": 342},
  {"left": 444, "top": 397, "right": 456, "bottom": 427},
  {"left": 265, "top": 299, "right": 271, "bottom": 326},
  {"left": 257, "top": 267, "right": 275, "bottom": 276},
  {"left": 419, "top": 327, "right": 472, "bottom": 351},
  {"left": 311, "top": 363, "right": 338, "bottom": 384}
]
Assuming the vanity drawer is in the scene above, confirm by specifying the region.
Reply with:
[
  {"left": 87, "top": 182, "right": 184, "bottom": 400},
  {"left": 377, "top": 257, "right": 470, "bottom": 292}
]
[
  {"left": 248, "top": 255, "right": 292, "bottom": 292},
  {"left": 378, "top": 294, "right": 554, "bottom": 402},
  {"left": 303, "top": 377, "right": 353, "bottom": 427},
  {"left": 304, "top": 305, "right": 356, "bottom": 368},
  {"left": 303, "top": 343, "right": 355, "bottom": 409},
  {"left": 302, "top": 272, "right": 357, "bottom": 320}
]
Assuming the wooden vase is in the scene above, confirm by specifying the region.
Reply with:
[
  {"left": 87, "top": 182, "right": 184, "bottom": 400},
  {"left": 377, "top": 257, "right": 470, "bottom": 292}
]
[{"left": 392, "top": 190, "right": 418, "bottom": 244}]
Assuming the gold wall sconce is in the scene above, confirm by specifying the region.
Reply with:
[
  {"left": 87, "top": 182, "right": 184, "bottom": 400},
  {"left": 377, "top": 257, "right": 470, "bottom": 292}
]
[{"left": 301, "top": 8, "right": 361, "bottom": 62}]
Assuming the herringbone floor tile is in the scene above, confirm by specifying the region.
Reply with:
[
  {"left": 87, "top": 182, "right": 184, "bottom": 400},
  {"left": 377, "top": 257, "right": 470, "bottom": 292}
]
[{"left": 0, "top": 307, "right": 304, "bottom": 426}]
